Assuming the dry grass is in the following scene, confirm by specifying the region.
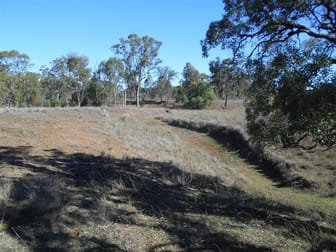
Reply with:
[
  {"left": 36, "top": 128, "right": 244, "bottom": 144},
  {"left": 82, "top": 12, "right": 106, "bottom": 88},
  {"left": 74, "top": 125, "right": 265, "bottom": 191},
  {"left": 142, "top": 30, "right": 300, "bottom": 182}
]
[
  {"left": 145, "top": 101, "right": 335, "bottom": 194},
  {"left": 0, "top": 179, "right": 12, "bottom": 210},
  {"left": 0, "top": 104, "right": 334, "bottom": 251},
  {"left": 144, "top": 99, "right": 247, "bottom": 129},
  {"left": 266, "top": 145, "right": 336, "bottom": 195}
]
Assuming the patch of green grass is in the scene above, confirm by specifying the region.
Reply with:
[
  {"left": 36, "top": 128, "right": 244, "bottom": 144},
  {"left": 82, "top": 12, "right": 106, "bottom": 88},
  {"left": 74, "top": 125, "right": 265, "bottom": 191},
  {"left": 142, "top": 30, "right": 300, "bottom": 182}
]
[
  {"left": 204, "top": 139, "right": 336, "bottom": 224},
  {"left": 219, "top": 149, "right": 336, "bottom": 223},
  {"left": 0, "top": 219, "right": 7, "bottom": 232},
  {"left": 203, "top": 214, "right": 310, "bottom": 251}
]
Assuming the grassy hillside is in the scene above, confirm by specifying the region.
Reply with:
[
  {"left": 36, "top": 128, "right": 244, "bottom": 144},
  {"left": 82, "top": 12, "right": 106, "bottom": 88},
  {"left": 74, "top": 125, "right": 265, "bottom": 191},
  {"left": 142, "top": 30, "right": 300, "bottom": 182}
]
[
  {"left": 151, "top": 101, "right": 336, "bottom": 195},
  {"left": 0, "top": 104, "right": 335, "bottom": 251}
]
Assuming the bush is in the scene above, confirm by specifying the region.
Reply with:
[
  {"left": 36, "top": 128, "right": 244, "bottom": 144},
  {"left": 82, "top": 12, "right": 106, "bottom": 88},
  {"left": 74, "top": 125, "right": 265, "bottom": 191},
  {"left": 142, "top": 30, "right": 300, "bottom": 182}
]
[
  {"left": 176, "top": 62, "right": 216, "bottom": 109},
  {"left": 177, "top": 81, "right": 216, "bottom": 109},
  {"left": 246, "top": 46, "right": 336, "bottom": 149}
]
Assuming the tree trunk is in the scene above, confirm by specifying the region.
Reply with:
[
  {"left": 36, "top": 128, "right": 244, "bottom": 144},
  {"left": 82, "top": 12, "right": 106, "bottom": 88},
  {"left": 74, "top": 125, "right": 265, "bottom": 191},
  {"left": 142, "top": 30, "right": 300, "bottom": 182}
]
[
  {"left": 136, "top": 85, "right": 140, "bottom": 107},
  {"left": 77, "top": 92, "right": 81, "bottom": 107},
  {"left": 114, "top": 86, "right": 117, "bottom": 105},
  {"left": 224, "top": 93, "right": 228, "bottom": 107},
  {"left": 123, "top": 90, "right": 127, "bottom": 107}
]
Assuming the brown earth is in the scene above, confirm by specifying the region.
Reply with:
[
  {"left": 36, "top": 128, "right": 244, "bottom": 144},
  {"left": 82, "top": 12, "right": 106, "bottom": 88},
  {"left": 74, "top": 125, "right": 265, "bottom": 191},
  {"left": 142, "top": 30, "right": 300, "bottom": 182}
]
[{"left": 0, "top": 108, "right": 132, "bottom": 158}]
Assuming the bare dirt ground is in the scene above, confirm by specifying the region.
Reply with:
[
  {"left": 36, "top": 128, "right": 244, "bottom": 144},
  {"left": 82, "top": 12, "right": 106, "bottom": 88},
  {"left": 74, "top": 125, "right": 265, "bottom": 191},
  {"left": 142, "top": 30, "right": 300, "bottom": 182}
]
[{"left": 0, "top": 108, "right": 130, "bottom": 157}]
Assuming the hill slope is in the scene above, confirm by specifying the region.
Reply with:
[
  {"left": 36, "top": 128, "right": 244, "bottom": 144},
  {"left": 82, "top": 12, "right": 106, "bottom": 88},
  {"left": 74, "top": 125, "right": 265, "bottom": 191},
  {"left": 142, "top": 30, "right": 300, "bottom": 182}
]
[{"left": 0, "top": 106, "right": 335, "bottom": 251}]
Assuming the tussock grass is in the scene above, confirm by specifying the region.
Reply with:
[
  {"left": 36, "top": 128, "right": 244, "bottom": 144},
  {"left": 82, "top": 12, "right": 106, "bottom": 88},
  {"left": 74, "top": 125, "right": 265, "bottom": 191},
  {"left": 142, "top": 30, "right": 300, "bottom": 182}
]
[
  {"left": 0, "top": 178, "right": 12, "bottom": 210},
  {"left": 0, "top": 178, "right": 12, "bottom": 232},
  {"left": 150, "top": 101, "right": 335, "bottom": 193},
  {"left": 144, "top": 100, "right": 247, "bottom": 129},
  {"left": 0, "top": 104, "right": 335, "bottom": 251},
  {"left": 20, "top": 177, "right": 69, "bottom": 215},
  {"left": 0, "top": 178, "right": 28, "bottom": 252},
  {"left": 103, "top": 111, "right": 232, "bottom": 180},
  {"left": 158, "top": 117, "right": 336, "bottom": 223},
  {"left": 2, "top": 146, "right": 330, "bottom": 250}
]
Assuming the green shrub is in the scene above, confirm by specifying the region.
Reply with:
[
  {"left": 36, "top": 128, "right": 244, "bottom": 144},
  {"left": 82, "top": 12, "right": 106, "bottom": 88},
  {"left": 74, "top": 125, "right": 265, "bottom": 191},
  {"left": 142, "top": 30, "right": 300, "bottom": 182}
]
[
  {"left": 178, "top": 81, "right": 216, "bottom": 109},
  {"left": 184, "top": 83, "right": 215, "bottom": 109},
  {"left": 246, "top": 46, "right": 336, "bottom": 149},
  {"left": 177, "top": 63, "right": 216, "bottom": 109}
]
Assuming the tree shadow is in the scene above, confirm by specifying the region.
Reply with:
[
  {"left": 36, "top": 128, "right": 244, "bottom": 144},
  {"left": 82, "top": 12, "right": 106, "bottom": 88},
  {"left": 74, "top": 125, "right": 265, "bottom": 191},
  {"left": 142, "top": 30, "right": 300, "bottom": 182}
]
[
  {"left": 0, "top": 146, "right": 334, "bottom": 251},
  {"left": 161, "top": 119, "right": 319, "bottom": 189}
]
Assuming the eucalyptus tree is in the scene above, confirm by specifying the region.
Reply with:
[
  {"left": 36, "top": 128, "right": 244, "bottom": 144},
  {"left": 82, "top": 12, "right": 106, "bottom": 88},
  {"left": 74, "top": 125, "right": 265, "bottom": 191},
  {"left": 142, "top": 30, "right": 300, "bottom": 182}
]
[
  {"left": 0, "top": 50, "right": 31, "bottom": 74},
  {"left": 245, "top": 43, "right": 336, "bottom": 148},
  {"left": 202, "top": 0, "right": 336, "bottom": 60},
  {"left": 96, "top": 57, "right": 124, "bottom": 105},
  {"left": 0, "top": 50, "right": 32, "bottom": 106},
  {"left": 19, "top": 72, "right": 41, "bottom": 106},
  {"left": 153, "top": 66, "right": 177, "bottom": 103},
  {"left": 111, "top": 34, "right": 162, "bottom": 107},
  {"left": 202, "top": 0, "right": 336, "bottom": 148},
  {"left": 41, "top": 54, "right": 91, "bottom": 107},
  {"left": 209, "top": 58, "right": 248, "bottom": 107},
  {"left": 40, "top": 59, "right": 69, "bottom": 107},
  {"left": 66, "top": 54, "right": 91, "bottom": 107}
]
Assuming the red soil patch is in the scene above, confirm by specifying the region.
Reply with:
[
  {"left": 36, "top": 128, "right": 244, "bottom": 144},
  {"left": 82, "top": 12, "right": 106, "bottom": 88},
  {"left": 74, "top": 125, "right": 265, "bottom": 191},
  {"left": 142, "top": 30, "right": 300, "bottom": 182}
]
[{"left": 0, "top": 109, "right": 131, "bottom": 160}]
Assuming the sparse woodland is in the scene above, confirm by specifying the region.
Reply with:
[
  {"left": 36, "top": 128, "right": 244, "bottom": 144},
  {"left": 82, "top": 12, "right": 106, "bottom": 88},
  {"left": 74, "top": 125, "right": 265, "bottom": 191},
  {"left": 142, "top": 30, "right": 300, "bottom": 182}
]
[
  {"left": 0, "top": 0, "right": 335, "bottom": 251},
  {"left": 0, "top": 35, "right": 246, "bottom": 109}
]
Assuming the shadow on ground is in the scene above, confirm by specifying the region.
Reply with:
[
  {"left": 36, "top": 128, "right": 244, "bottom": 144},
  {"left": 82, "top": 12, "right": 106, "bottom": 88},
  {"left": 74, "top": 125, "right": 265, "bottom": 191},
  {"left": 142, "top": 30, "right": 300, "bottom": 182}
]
[
  {"left": 0, "top": 146, "right": 335, "bottom": 251},
  {"left": 161, "top": 119, "right": 321, "bottom": 189}
]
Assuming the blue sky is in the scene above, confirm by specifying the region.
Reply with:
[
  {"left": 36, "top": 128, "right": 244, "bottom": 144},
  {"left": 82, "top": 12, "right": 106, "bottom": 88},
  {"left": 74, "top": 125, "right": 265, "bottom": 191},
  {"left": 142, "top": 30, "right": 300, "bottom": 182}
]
[{"left": 1, "top": 0, "right": 227, "bottom": 82}]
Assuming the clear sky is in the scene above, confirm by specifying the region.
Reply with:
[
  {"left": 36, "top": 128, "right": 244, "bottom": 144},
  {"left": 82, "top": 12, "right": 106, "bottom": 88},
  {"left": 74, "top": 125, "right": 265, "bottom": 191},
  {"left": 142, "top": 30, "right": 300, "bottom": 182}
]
[{"left": 1, "top": 0, "right": 227, "bottom": 82}]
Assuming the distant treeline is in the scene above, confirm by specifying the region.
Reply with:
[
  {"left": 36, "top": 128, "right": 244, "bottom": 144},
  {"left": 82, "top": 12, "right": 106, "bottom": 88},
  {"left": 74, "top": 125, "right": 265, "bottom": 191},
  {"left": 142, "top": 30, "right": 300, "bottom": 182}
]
[{"left": 0, "top": 40, "right": 248, "bottom": 108}]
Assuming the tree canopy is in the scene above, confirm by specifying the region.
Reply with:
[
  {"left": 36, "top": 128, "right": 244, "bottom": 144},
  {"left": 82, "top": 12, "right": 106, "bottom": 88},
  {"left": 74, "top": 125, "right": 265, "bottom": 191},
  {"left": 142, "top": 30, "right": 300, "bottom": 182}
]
[
  {"left": 203, "top": 0, "right": 336, "bottom": 148},
  {"left": 0, "top": 50, "right": 39, "bottom": 107},
  {"left": 41, "top": 54, "right": 91, "bottom": 107},
  {"left": 177, "top": 63, "right": 216, "bottom": 109},
  {"left": 111, "top": 34, "right": 162, "bottom": 107},
  {"left": 209, "top": 58, "right": 248, "bottom": 107},
  {"left": 245, "top": 44, "right": 336, "bottom": 148},
  {"left": 153, "top": 66, "right": 177, "bottom": 103},
  {"left": 202, "top": 0, "right": 336, "bottom": 61},
  {"left": 96, "top": 57, "right": 125, "bottom": 105}
]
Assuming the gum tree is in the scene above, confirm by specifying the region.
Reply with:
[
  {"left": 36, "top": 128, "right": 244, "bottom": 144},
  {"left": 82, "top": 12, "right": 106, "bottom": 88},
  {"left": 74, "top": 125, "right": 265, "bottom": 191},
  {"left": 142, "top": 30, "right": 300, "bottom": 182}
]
[
  {"left": 42, "top": 54, "right": 91, "bottom": 107},
  {"left": 96, "top": 57, "right": 124, "bottom": 105},
  {"left": 111, "top": 34, "right": 162, "bottom": 107},
  {"left": 209, "top": 58, "right": 247, "bottom": 107},
  {"left": 202, "top": 0, "right": 336, "bottom": 148},
  {"left": 66, "top": 54, "right": 91, "bottom": 107},
  {"left": 0, "top": 50, "right": 39, "bottom": 107},
  {"left": 202, "top": 0, "right": 336, "bottom": 60},
  {"left": 153, "top": 66, "right": 177, "bottom": 103}
]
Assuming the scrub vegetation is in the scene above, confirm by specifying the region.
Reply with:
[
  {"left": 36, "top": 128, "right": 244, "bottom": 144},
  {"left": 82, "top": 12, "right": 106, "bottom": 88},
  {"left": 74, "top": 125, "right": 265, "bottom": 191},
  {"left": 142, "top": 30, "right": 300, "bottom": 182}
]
[{"left": 0, "top": 1, "right": 335, "bottom": 251}]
